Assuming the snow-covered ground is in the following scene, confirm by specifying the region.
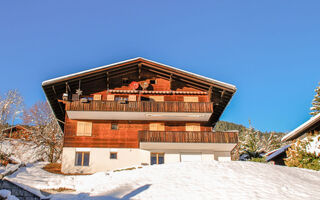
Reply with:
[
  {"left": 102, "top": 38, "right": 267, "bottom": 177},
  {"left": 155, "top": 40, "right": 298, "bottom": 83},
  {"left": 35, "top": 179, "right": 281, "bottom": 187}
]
[{"left": 5, "top": 161, "right": 320, "bottom": 200}]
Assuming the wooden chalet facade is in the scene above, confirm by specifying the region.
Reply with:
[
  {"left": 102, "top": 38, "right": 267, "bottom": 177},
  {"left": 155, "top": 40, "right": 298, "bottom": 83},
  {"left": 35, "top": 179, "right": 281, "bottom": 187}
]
[{"left": 42, "top": 57, "right": 237, "bottom": 173}]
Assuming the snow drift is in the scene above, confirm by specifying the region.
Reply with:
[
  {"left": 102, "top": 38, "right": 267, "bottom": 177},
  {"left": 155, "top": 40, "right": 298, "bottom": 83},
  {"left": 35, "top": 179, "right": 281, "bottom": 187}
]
[{"left": 6, "top": 161, "right": 320, "bottom": 200}]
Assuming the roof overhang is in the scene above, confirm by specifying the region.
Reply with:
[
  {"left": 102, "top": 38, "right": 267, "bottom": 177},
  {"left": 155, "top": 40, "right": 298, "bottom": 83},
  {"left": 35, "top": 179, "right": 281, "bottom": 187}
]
[
  {"left": 282, "top": 113, "right": 320, "bottom": 142},
  {"left": 42, "top": 57, "right": 237, "bottom": 131}
]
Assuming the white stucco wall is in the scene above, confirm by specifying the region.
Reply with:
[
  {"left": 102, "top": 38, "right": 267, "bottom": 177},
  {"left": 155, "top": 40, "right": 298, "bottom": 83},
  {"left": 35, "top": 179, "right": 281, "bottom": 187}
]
[
  {"left": 61, "top": 148, "right": 231, "bottom": 173},
  {"left": 61, "top": 147, "right": 150, "bottom": 173}
]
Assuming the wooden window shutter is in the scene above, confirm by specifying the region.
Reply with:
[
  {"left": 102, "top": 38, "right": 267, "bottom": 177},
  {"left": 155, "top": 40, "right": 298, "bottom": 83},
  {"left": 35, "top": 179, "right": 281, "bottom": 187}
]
[
  {"left": 183, "top": 96, "right": 199, "bottom": 102},
  {"left": 128, "top": 95, "right": 136, "bottom": 101},
  {"left": 186, "top": 123, "right": 200, "bottom": 131},
  {"left": 150, "top": 96, "right": 164, "bottom": 102},
  {"left": 149, "top": 123, "right": 165, "bottom": 131},
  {"left": 93, "top": 94, "right": 101, "bottom": 101},
  {"left": 107, "top": 95, "right": 115, "bottom": 101},
  {"left": 77, "top": 121, "right": 92, "bottom": 136}
]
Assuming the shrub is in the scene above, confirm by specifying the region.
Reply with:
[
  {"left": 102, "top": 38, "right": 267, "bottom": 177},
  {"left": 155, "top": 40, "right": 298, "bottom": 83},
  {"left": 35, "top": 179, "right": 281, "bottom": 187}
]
[{"left": 285, "top": 138, "right": 320, "bottom": 171}]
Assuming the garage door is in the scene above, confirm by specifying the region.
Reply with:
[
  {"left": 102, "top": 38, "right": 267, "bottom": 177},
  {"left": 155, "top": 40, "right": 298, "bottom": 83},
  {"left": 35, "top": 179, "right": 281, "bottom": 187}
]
[{"left": 180, "top": 153, "right": 202, "bottom": 162}]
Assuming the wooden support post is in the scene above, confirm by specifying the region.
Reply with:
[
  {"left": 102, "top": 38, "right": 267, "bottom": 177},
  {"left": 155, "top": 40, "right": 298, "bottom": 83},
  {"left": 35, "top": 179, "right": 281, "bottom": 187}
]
[
  {"left": 106, "top": 72, "right": 109, "bottom": 90},
  {"left": 169, "top": 74, "right": 173, "bottom": 91},
  {"left": 138, "top": 63, "right": 142, "bottom": 80},
  {"left": 208, "top": 85, "right": 213, "bottom": 102},
  {"left": 52, "top": 85, "right": 65, "bottom": 114}
]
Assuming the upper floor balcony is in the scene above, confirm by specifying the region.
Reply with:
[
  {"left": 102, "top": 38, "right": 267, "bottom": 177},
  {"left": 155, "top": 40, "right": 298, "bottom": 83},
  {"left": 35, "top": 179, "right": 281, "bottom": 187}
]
[
  {"left": 138, "top": 130, "right": 238, "bottom": 151},
  {"left": 65, "top": 100, "right": 214, "bottom": 121}
]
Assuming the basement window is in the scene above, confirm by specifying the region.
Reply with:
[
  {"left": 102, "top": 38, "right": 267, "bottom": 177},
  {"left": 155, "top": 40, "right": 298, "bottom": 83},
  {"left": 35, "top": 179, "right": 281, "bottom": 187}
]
[
  {"left": 75, "top": 152, "right": 90, "bottom": 166},
  {"left": 110, "top": 152, "right": 117, "bottom": 159},
  {"left": 151, "top": 153, "right": 164, "bottom": 165}
]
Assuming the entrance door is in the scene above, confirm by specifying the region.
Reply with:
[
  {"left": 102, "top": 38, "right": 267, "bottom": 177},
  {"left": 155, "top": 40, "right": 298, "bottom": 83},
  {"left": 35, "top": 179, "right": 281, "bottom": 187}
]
[{"left": 180, "top": 153, "right": 202, "bottom": 162}]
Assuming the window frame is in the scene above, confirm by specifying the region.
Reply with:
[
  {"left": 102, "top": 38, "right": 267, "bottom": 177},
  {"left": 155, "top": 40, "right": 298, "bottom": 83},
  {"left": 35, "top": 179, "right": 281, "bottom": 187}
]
[
  {"left": 75, "top": 152, "right": 90, "bottom": 166},
  {"left": 110, "top": 152, "right": 117, "bottom": 159},
  {"left": 111, "top": 123, "right": 118, "bottom": 130},
  {"left": 151, "top": 153, "right": 164, "bottom": 165}
]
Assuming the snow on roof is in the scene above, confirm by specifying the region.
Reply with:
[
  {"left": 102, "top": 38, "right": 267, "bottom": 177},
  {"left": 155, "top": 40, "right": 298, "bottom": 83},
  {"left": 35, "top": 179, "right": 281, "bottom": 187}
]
[
  {"left": 42, "top": 57, "right": 237, "bottom": 91},
  {"left": 282, "top": 113, "right": 320, "bottom": 142}
]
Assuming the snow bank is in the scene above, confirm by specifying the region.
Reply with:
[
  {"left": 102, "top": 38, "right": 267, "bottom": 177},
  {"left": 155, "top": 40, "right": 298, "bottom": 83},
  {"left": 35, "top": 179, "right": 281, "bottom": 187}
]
[
  {"left": 6, "top": 161, "right": 320, "bottom": 200},
  {"left": 0, "top": 139, "right": 45, "bottom": 164},
  {"left": 0, "top": 189, "right": 19, "bottom": 200}
]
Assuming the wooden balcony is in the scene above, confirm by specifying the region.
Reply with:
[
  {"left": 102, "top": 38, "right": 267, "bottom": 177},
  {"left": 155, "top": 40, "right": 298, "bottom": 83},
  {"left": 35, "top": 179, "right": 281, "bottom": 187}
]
[
  {"left": 138, "top": 131, "right": 238, "bottom": 143},
  {"left": 65, "top": 100, "right": 214, "bottom": 113}
]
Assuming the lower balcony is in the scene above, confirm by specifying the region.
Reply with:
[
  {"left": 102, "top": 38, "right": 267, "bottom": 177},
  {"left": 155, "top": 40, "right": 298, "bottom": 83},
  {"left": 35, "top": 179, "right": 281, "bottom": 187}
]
[{"left": 138, "top": 131, "right": 238, "bottom": 151}]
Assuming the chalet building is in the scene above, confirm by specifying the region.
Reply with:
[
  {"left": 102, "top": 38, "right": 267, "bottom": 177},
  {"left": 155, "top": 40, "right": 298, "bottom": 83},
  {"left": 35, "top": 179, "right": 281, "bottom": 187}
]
[
  {"left": 1, "top": 125, "right": 33, "bottom": 140},
  {"left": 42, "top": 57, "right": 238, "bottom": 173},
  {"left": 267, "top": 113, "right": 320, "bottom": 165}
]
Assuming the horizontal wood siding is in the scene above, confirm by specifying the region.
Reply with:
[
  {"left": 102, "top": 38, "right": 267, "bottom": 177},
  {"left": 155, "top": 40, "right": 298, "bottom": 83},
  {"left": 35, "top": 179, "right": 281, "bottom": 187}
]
[
  {"left": 138, "top": 131, "right": 238, "bottom": 143},
  {"left": 65, "top": 101, "right": 213, "bottom": 113}
]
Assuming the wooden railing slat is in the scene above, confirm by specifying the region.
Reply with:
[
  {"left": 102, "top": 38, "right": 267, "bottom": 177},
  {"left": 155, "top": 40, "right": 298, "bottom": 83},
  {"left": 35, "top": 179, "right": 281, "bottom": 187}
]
[
  {"left": 66, "top": 101, "right": 214, "bottom": 113},
  {"left": 138, "top": 131, "right": 238, "bottom": 144}
]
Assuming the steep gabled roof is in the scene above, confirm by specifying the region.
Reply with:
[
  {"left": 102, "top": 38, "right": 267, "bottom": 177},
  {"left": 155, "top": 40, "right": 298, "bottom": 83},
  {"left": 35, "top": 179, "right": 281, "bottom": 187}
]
[
  {"left": 42, "top": 57, "right": 237, "bottom": 130},
  {"left": 42, "top": 57, "right": 236, "bottom": 91},
  {"left": 282, "top": 113, "right": 320, "bottom": 142}
]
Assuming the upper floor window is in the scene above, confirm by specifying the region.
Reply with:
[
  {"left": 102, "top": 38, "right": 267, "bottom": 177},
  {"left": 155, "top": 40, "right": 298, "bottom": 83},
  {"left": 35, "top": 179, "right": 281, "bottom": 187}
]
[
  {"left": 184, "top": 96, "right": 199, "bottom": 102},
  {"left": 149, "top": 123, "right": 165, "bottom": 131},
  {"left": 185, "top": 123, "right": 201, "bottom": 131},
  {"left": 150, "top": 79, "right": 156, "bottom": 84},
  {"left": 75, "top": 152, "right": 90, "bottom": 166},
  {"left": 111, "top": 123, "right": 118, "bottom": 130},
  {"left": 93, "top": 94, "right": 101, "bottom": 101},
  {"left": 77, "top": 121, "right": 92, "bottom": 136}
]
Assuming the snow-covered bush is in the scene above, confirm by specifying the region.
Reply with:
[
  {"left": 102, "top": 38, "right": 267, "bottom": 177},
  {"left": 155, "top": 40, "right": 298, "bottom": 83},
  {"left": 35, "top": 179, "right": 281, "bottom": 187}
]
[{"left": 285, "top": 135, "right": 320, "bottom": 171}]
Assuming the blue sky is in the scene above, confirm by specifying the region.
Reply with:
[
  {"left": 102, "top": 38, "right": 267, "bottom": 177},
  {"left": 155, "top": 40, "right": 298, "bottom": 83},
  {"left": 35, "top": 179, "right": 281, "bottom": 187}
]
[{"left": 0, "top": 1, "right": 319, "bottom": 132}]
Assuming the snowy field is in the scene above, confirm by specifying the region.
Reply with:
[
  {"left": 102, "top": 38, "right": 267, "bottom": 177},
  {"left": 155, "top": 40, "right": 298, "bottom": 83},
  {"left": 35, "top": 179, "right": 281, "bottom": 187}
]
[{"left": 5, "top": 161, "right": 320, "bottom": 200}]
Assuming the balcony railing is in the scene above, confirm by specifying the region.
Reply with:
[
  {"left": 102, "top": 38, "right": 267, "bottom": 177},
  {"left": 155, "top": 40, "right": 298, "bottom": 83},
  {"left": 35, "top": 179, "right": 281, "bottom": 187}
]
[
  {"left": 138, "top": 131, "right": 238, "bottom": 143},
  {"left": 65, "top": 101, "right": 213, "bottom": 113}
]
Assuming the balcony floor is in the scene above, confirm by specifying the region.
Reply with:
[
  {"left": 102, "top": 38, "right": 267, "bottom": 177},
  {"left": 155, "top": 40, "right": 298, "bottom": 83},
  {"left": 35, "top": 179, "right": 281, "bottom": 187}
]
[
  {"left": 140, "top": 142, "right": 237, "bottom": 151},
  {"left": 66, "top": 111, "right": 212, "bottom": 121}
]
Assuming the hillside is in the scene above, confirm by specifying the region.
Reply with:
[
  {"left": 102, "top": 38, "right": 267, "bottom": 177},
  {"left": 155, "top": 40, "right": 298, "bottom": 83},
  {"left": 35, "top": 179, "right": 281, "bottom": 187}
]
[
  {"left": 5, "top": 161, "right": 320, "bottom": 199},
  {"left": 214, "top": 121, "right": 286, "bottom": 136}
]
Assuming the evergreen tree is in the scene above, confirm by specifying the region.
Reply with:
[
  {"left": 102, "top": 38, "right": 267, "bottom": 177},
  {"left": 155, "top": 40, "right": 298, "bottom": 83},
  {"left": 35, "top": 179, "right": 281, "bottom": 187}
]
[
  {"left": 310, "top": 82, "right": 320, "bottom": 116},
  {"left": 239, "top": 127, "right": 263, "bottom": 154}
]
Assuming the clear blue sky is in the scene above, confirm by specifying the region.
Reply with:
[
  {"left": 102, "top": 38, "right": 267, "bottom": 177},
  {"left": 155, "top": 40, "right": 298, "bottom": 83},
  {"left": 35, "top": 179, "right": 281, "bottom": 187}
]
[{"left": 0, "top": 1, "right": 319, "bottom": 132}]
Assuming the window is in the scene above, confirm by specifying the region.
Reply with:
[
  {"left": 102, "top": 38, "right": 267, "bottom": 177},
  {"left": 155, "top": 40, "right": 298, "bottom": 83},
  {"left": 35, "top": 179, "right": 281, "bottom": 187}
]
[
  {"left": 110, "top": 152, "right": 117, "bottom": 159},
  {"left": 151, "top": 153, "right": 164, "bottom": 165},
  {"left": 128, "top": 95, "right": 136, "bottom": 101},
  {"left": 77, "top": 121, "right": 92, "bottom": 136},
  {"left": 183, "top": 96, "right": 199, "bottom": 102},
  {"left": 115, "top": 95, "right": 128, "bottom": 101},
  {"left": 149, "top": 96, "right": 164, "bottom": 102},
  {"left": 107, "top": 95, "right": 115, "bottom": 101},
  {"left": 93, "top": 94, "right": 101, "bottom": 101},
  {"left": 186, "top": 123, "right": 201, "bottom": 131},
  {"left": 150, "top": 80, "right": 156, "bottom": 84},
  {"left": 111, "top": 123, "right": 118, "bottom": 130},
  {"left": 75, "top": 152, "right": 90, "bottom": 166},
  {"left": 149, "top": 123, "right": 165, "bottom": 131}
]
